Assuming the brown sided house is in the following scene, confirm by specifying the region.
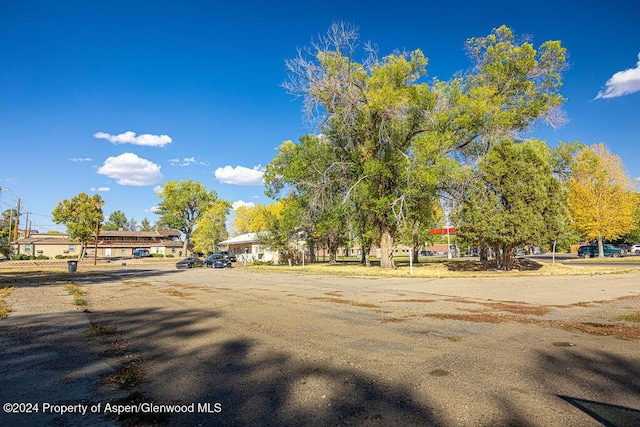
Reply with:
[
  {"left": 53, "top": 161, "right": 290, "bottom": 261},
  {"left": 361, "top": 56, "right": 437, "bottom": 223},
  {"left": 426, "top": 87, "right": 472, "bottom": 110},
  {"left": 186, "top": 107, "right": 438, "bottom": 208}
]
[{"left": 14, "top": 229, "right": 184, "bottom": 259}]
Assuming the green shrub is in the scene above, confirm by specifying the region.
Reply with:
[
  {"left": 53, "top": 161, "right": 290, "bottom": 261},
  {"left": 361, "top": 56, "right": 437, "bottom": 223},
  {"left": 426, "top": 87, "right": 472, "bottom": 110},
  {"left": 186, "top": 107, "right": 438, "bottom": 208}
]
[
  {"left": 11, "top": 254, "right": 32, "bottom": 260},
  {"left": 165, "top": 254, "right": 174, "bottom": 258},
  {"left": 35, "top": 255, "right": 49, "bottom": 260},
  {"left": 55, "top": 255, "right": 78, "bottom": 259},
  {"left": 150, "top": 253, "right": 164, "bottom": 258}
]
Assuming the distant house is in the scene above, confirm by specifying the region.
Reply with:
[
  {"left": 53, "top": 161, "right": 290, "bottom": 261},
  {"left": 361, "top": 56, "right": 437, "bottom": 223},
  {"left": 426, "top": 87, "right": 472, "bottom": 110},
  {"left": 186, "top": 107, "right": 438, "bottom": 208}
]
[
  {"left": 217, "top": 232, "right": 278, "bottom": 263},
  {"left": 14, "top": 229, "right": 184, "bottom": 258}
]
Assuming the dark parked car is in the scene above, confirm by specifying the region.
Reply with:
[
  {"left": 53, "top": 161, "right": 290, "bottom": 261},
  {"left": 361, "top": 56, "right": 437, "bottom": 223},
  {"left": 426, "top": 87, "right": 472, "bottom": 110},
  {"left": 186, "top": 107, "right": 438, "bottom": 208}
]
[
  {"left": 132, "top": 249, "right": 151, "bottom": 258},
  {"left": 577, "top": 244, "right": 623, "bottom": 258},
  {"left": 204, "top": 254, "right": 232, "bottom": 268},
  {"left": 420, "top": 250, "right": 435, "bottom": 256},
  {"left": 175, "top": 257, "right": 204, "bottom": 269},
  {"left": 211, "top": 251, "right": 236, "bottom": 262}
]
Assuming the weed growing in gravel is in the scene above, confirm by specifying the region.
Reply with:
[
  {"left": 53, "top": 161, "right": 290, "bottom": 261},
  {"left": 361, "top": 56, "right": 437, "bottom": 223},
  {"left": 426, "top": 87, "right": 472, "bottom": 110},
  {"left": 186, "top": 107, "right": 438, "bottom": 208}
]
[
  {"left": 0, "top": 286, "right": 13, "bottom": 319},
  {"left": 617, "top": 313, "right": 640, "bottom": 323},
  {"left": 110, "top": 363, "right": 143, "bottom": 389},
  {"left": 63, "top": 283, "right": 86, "bottom": 306},
  {"left": 89, "top": 323, "right": 117, "bottom": 336}
]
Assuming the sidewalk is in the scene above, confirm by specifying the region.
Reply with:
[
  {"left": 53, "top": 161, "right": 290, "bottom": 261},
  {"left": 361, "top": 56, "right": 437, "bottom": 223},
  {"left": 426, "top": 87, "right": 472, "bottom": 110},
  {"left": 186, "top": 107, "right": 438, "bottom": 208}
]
[{"left": 0, "top": 283, "right": 118, "bottom": 426}]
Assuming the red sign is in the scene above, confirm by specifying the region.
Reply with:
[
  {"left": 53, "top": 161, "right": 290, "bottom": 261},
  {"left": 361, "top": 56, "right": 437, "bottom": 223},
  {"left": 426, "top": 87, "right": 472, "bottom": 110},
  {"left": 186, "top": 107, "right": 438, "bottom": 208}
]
[{"left": 429, "top": 227, "right": 456, "bottom": 235}]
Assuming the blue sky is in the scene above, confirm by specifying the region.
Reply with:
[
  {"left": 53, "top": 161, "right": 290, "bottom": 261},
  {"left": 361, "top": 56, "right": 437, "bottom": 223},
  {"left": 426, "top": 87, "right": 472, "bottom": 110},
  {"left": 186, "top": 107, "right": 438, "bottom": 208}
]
[{"left": 1, "top": 0, "right": 639, "bottom": 233}]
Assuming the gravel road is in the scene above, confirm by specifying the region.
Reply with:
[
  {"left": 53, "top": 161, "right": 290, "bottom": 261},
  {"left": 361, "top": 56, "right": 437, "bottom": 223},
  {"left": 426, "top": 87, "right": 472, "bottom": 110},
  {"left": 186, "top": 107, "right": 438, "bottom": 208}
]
[{"left": 1, "top": 265, "right": 640, "bottom": 426}]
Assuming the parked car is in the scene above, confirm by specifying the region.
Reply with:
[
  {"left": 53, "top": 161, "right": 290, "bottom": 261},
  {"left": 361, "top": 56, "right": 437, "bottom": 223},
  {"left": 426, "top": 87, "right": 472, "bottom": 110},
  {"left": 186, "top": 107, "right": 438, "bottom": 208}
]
[
  {"left": 420, "top": 250, "right": 435, "bottom": 256},
  {"left": 631, "top": 244, "right": 640, "bottom": 255},
  {"left": 577, "top": 244, "right": 623, "bottom": 258},
  {"left": 132, "top": 249, "right": 151, "bottom": 258},
  {"left": 204, "top": 254, "right": 232, "bottom": 268},
  {"left": 175, "top": 257, "right": 204, "bottom": 269},
  {"left": 211, "top": 251, "right": 236, "bottom": 262}
]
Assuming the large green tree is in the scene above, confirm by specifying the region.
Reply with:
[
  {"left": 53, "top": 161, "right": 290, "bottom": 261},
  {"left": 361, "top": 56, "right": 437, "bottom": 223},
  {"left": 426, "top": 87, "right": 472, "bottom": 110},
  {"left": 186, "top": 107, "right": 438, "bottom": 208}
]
[
  {"left": 457, "top": 139, "right": 567, "bottom": 270},
  {"left": 156, "top": 179, "right": 218, "bottom": 256},
  {"left": 265, "top": 135, "right": 351, "bottom": 264},
  {"left": 283, "top": 23, "right": 567, "bottom": 268},
  {"left": 52, "top": 193, "right": 104, "bottom": 259},
  {"left": 140, "top": 217, "right": 153, "bottom": 231},
  {"left": 102, "top": 210, "right": 128, "bottom": 231}
]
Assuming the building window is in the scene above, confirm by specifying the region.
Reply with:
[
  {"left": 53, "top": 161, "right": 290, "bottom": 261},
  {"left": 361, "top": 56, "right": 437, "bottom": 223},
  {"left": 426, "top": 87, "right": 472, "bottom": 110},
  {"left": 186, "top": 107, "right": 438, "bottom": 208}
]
[
  {"left": 68, "top": 245, "right": 75, "bottom": 252},
  {"left": 25, "top": 244, "right": 31, "bottom": 252},
  {"left": 171, "top": 248, "right": 176, "bottom": 253}
]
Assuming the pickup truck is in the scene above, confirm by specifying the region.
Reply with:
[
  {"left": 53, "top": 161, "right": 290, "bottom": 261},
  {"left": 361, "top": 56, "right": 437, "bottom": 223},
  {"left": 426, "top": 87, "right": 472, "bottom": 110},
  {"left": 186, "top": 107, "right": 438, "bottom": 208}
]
[{"left": 577, "top": 244, "right": 623, "bottom": 258}]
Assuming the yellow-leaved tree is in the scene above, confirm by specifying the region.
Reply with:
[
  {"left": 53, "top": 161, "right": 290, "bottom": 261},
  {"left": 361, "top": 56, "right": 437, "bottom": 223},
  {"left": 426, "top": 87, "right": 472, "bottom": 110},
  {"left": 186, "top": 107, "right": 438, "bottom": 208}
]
[
  {"left": 568, "top": 143, "right": 637, "bottom": 257},
  {"left": 231, "top": 203, "right": 283, "bottom": 236}
]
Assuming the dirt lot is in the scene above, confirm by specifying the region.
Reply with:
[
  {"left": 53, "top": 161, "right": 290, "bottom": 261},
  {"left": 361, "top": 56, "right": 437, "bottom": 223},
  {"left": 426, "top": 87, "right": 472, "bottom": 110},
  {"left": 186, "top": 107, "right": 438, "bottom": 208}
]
[{"left": 1, "top": 264, "right": 640, "bottom": 426}]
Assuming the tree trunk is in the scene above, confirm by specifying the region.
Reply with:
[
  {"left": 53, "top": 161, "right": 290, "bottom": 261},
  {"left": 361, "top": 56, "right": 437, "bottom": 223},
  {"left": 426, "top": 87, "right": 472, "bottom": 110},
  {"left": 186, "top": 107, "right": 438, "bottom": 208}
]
[
  {"left": 327, "top": 234, "right": 339, "bottom": 264},
  {"left": 411, "top": 220, "right": 420, "bottom": 264},
  {"left": 479, "top": 242, "right": 490, "bottom": 261},
  {"left": 501, "top": 245, "right": 514, "bottom": 270},
  {"left": 360, "top": 236, "right": 373, "bottom": 267},
  {"left": 597, "top": 237, "right": 604, "bottom": 258},
  {"left": 379, "top": 226, "right": 395, "bottom": 269},
  {"left": 182, "top": 234, "right": 190, "bottom": 257}
]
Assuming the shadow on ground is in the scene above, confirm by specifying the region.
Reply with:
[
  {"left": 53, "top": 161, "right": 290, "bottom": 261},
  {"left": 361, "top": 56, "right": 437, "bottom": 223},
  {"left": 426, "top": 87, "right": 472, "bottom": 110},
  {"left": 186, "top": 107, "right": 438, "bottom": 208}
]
[
  {"left": 0, "top": 268, "right": 182, "bottom": 287},
  {"left": 535, "top": 348, "right": 640, "bottom": 427},
  {"left": 86, "top": 306, "right": 440, "bottom": 426}
]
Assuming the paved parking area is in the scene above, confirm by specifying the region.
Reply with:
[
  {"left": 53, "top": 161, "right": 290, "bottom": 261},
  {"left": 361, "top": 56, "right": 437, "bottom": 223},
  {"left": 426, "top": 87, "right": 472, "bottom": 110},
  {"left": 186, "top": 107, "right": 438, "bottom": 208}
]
[{"left": 2, "top": 266, "right": 640, "bottom": 426}]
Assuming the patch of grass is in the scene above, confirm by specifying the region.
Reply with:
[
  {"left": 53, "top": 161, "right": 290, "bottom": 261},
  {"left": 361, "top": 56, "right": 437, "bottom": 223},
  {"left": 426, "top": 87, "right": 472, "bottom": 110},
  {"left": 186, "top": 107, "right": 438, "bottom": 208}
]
[
  {"left": 0, "top": 286, "right": 14, "bottom": 319},
  {"left": 122, "top": 280, "right": 152, "bottom": 287},
  {"left": 244, "top": 258, "right": 640, "bottom": 278},
  {"left": 89, "top": 323, "right": 117, "bottom": 336},
  {"left": 63, "top": 283, "right": 86, "bottom": 306},
  {"left": 572, "top": 301, "right": 591, "bottom": 306},
  {"left": 563, "top": 322, "right": 640, "bottom": 340},
  {"left": 109, "top": 363, "right": 143, "bottom": 389},
  {"left": 448, "top": 336, "right": 463, "bottom": 342},
  {"left": 617, "top": 313, "right": 640, "bottom": 323},
  {"left": 481, "top": 302, "right": 550, "bottom": 316}
]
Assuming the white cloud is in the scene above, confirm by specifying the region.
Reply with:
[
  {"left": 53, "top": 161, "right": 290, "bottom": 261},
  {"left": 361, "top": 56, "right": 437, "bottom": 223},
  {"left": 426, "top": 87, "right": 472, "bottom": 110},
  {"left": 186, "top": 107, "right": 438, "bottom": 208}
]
[
  {"left": 147, "top": 205, "right": 161, "bottom": 214},
  {"left": 232, "top": 200, "right": 256, "bottom": 210},
  {"left": 96, "top": 152, "right": 163, "bottom": 186},
  {"left": 94, "top": 131, "right": 172, "bottom": 147},
  {"left": 153, "top": 185, "right": 163, "bottom": 194},
  {"left": 214, "top": 165, "right": 264, "bottom": 186},
  {"left": 595, "top": 53, "right": 640, "bottom": 99},
  {"left": 69, "top": 157, "right": 92, "bottom": 162},
  {"left": 169, "top": 157, "right": 207, "bottom": 167},
  {"left": 90, "top": 186, "right": 110, "bottom": 192}
]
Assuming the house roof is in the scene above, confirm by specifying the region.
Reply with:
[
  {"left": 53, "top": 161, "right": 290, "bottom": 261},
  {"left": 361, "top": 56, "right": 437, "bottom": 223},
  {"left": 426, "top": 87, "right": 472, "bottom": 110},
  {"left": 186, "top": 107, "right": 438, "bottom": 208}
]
[{"left": 218, "top": 232, "right": 263, "bottom": 245}]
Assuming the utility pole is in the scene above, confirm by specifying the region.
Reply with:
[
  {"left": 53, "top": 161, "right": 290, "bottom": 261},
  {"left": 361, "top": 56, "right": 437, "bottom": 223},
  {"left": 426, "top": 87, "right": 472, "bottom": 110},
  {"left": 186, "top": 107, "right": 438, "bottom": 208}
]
[
  {"left": 94, "top": 218, "right": 100, "bottom": 265},
  {"left": 14, "top": 199, "right": 21, "bottom": 242},
  {"left": 8, "top": 208, "right": 13, "bottom": 244},
  {"left": 25, "top": 211, "right": 29, "bottom": 238}
]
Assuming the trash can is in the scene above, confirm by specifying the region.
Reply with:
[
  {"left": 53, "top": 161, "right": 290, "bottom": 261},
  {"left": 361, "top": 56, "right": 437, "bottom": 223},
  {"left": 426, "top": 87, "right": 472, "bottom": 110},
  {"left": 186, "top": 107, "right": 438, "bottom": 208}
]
[{"left": 67, "top": 260, "right": 78, "bottom": 273}]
